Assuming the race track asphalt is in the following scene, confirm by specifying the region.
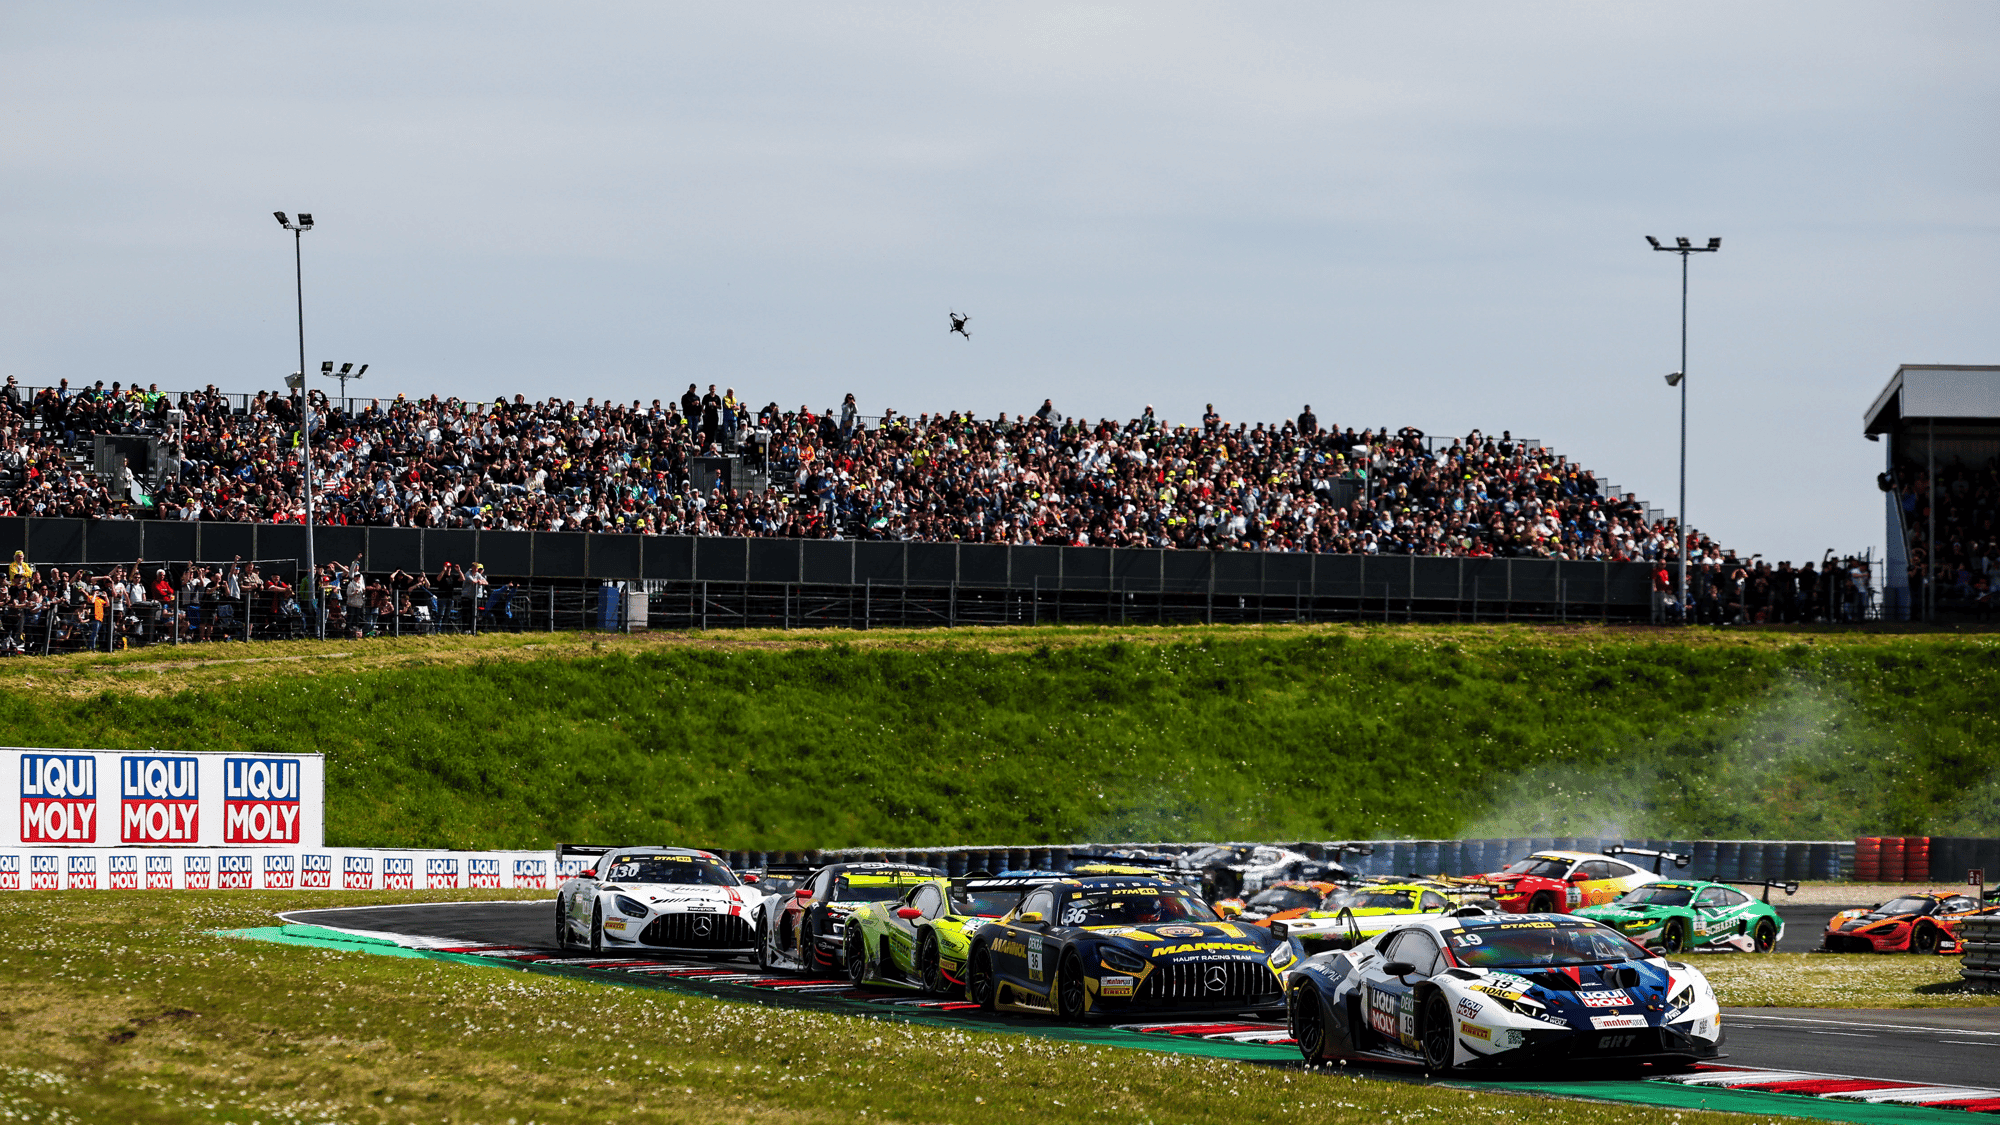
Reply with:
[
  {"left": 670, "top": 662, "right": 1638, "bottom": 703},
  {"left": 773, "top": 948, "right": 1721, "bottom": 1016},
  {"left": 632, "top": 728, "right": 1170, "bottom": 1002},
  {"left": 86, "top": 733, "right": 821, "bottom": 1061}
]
[{"left": 284, "top": 899, "right": 1999, "bottom": 1090}]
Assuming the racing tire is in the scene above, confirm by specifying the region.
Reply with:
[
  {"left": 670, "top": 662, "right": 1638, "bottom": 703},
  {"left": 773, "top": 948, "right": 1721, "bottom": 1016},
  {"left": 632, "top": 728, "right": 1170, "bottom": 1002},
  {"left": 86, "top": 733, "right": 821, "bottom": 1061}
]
[
  {"left": 967, "top": 945, "right": 998, "bottom": 1012},
  {"left": 1287, "top": 983, "right": 1328, "bottom": 1062},
  {"left": 1418, "top": 990, "right": 1455, "bottom": 1073},
  {"left": 1752, "top": 918, "right": 1779, "bottom": 953},
  {"left": 590, "top": 903, "right": 604, "bottom": 955},
  {"left": 915, "top": 930, "right": 948, "bottom": 995},
  {"left": 1527, "top": 891, "right": 1559, "bottom": 914},
  {"left": 1912, "top": 923, "right": 1940, "bottom": 955},
  {"left": 755, "top": 915, "right": 774, "bottom": 972},
  {"left": 1660, "top": 918, "right": 1690, "bottom": 954},
  {"left": 1054, "top": 951, "right": 1088, "bottom": 1023},
  {"left": 845, "top": 929, "right": 870, "bottom": 986},
  {"left": 554, "top": 897, "right": 570, "bottom": 950}
]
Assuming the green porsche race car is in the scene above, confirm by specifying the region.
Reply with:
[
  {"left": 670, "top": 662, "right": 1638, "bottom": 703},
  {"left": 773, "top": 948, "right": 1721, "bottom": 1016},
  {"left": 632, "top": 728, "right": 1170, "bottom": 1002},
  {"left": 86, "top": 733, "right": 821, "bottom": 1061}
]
[
  {"left": 1574, "top": 879, "right": 1794, "bottom": 953},
  {"left": 844, "top": 877, "right": 1043, "bottom": 993}
]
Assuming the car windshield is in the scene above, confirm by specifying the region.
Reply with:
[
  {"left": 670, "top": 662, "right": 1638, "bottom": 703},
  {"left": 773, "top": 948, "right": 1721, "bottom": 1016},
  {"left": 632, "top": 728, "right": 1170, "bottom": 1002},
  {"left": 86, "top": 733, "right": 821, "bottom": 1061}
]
[
  {"left": 1877, "top": 896, "right": 1936, "bottom": 916},
  {"left": 604, "top": 857, "right": 737, "bottom": 887},
  {"left": 952, "top": 888, "right": 1027, "bottom": 917},
  {"left": 833, "top": 875, "right": 934, "bottom": 902},
  {"left": 1617, "top": 886, "right": 1694, "bottom": 907},
  {"left": 1445, "top": 921, "right": 1650, "bottom": 967},
  {"left": 1248, "top": 886, "right": 1323, "bottom": 912},
  {"left": 1500, "top": 857, "right": 1572, "bottom": 878},
  {"left": 1062, "top": 888, "right": 1220, "bottom": 926},
  {"left": 1349, "top": 891, "right": 1420, "bottom": 910}
]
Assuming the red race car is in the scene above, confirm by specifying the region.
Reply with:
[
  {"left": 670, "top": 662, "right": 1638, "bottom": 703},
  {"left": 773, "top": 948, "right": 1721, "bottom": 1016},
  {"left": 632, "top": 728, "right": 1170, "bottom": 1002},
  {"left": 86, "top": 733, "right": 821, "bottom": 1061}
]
[{"left": 1476, "top": 846, "right": 1686, "bottom": 914}]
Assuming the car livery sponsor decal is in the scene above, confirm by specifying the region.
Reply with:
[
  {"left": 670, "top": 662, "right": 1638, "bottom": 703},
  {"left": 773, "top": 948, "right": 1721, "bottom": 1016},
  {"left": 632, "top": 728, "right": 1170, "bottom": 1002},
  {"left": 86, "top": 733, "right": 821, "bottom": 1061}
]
[
  {"left": 21, "top": 754, "right": 97, "bottom": 843},
  {"left": 513, "top": 858, "right": 547, "bottom": 888},
  {"left": 1154, "top": 925, "right": 1205, "bottom": 938},
  {"left": 1099, "top": 974, "right": 1135, "bottom": 997},
  {"left": 1590, "top": 1013, "right": 1647, "bottom": 1030},
  {"left": 183, "top": 853, "right": 211, "bottom": 890},
  {"left": 1027, "top": 937, "right": 1045, "bottom": 982},
  {"left": 109, "top": 853, "right": 139, "bottom": 890},
  {"left": 262, "top": 854, "right": 296, "bottom": 889},
  {"left": 119, "top": 755, "right": 199, "bottom": 843},
  {"left": 0, "top": 855, "right": 18, "bottom": 891},
  {"left": 1154, "top": 942, "right": 1260, "bottom": 956},
  {"left": 426, "top": 857, "right": 459, "bottom": 889},
  {"left": 604, "top": 918, "right": 628, "bottom": 932},
  {"left": 1459, "top": 1020, "right": 1491, "bottom": 1040},
  {"left": 1578, "top": 989, "right": 1629, "bottom": 1009},
  {"left": 27, "top": 854, "right": 57, "bottom": 890},
  {"left": 1456, "top": 996, "right": 1482, "bottom": 1020},
  {"left": 218, "top": 854, "right": 252, "bottom": 889},
  {"left": 145, "top": 854, "right": 173, "bottom": 889},
  {"left": 66, "top": 853, "right": 96, "bottom": 889},
  {"left": 300, "top": 853, "right": 333, "bottom": 889},
  {"left": 383, "top": 856, "right": 415, "bottom": 890},
  {"left": 223, "top": 758, "right": 302, "bottom": 844},
  {"left": 343, "top": 855, "right": 374, "bottom": 890},
  {"left": 469, "top": 858, "right": 501, "bottom": 889},
  {"left": 1366, "top": 986, "right": 1402, "bottom": 1039}
]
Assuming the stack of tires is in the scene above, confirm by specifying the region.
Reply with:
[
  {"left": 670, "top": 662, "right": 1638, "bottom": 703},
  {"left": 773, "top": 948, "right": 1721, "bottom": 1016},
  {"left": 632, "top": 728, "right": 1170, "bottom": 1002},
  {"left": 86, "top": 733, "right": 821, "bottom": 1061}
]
[{"left": 1960, "top": 917, "right": 2000, "bottom": 982}]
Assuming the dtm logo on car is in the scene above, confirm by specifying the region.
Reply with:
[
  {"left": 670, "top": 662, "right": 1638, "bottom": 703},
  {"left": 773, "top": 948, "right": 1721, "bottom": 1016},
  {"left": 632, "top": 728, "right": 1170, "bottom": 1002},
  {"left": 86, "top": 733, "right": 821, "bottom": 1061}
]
[
  {"left": 145, "top": 855, "right": 173, "bottom": 889},
  {"left": 513, "top": 859, "right": 547, "bottom": 888},
  {"left": 28, "top": 855, "right": 58, "bottom": 891},
  {"left": 183, "top": 854, "right": 212, "bottom": 890},
  {"left": 301, "top": 853, "right": 333, "bottom": 889},
  {"left": 426, "top": 858, "right": 459, "bottom": 889},
  {"left": 0, "top": 855, "right": 19, "bottom": 891},
  {"left": 20, "top": 754, "right": 97, "bottom": 843},
  {"left": 469, "top": 858, "right": 501, "bottom": 888},
  {"left": 383, "top": 856, "right": 414, "bottom": 890},
  {"left": 223, "top": 758, "right": 302, "bottom": 844},
  {"left": 218, "top": 854, "right": 253, "bottom": 890},
  {"left": 67, "top": 853, "right": 97, "bottom": 890},
  {"left": 120, "top": 756, "right": 199, "bottom": 843},
  {"left": 263, "top": 854, "right": 296, "bottom": 889},
  {"left": 343, "top": 855, "right": 374, "bottom": 890},
  {"left": 109, "top": 854, "right": 140, "bottom": 890}
]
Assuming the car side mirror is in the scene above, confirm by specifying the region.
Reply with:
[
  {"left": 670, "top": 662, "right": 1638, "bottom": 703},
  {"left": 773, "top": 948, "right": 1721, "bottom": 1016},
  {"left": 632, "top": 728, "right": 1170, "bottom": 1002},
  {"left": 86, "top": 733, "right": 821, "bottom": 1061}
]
[
  {"left": 1567, "top": 872, "right": 1589, "bottom": 883},
  {"left": 1382, "top": 960, "right": 1417, "bottom": 979},
  {"left": 794, "top": 886, "right": 814, "bottom": 898},
  {"left": 1017, "top": 911, "right": 1046, "bottom": 925},
  {"left": 581, "top": 868, "right": 597, "bottom": 879},
  {"left": 741, "top": 874, "right": 760, "bottom": 884},
  {"left": 895, "top": 907, "right": 923, "bottom": 920}
]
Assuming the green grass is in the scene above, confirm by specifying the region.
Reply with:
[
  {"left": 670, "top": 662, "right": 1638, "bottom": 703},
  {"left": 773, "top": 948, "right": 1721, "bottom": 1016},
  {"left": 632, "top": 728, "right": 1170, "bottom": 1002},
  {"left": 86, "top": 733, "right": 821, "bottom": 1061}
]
[
  {"left": 0, "top": 888, "right": 1827, "bottom": 1125},
  {"left": 0, "top": 624, "right": 1995, "bottom": 849},
  {"left": 1698, "top": 953, "right": 2000, "bottom": 1008}
]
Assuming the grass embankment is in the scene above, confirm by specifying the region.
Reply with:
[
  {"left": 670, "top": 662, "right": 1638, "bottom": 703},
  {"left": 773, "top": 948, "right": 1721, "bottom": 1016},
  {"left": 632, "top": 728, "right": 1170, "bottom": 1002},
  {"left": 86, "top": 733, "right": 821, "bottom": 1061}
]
[
  {"left": 1701, "top": 954, "right": 2000, "bottom": 1008},
  {"left": 0, "top": 625, "right": 1995, "bottom": 849},
  {"left": 0, "top": 889, "right": 1826, "bottom": 1125}
]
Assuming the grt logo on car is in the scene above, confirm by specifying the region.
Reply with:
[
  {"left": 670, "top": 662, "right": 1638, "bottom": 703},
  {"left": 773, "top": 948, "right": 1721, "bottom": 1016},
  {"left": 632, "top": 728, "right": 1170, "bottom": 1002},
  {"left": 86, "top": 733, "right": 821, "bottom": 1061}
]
[
  {"left": 120, "top": 755, "right": 199, "bottom": 843},
  {"left": 21, "top": 754, "right": 97, "bottom": 843},
  {"left": 223, "top": 758, "right": 301, "bottom": 844}
]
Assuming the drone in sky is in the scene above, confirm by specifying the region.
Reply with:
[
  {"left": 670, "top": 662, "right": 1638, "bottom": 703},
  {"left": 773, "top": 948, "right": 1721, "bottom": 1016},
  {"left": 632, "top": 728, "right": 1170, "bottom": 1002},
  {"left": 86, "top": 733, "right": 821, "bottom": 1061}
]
[{"left": 948, "top": 310, "right": 971, "bottom": 339}]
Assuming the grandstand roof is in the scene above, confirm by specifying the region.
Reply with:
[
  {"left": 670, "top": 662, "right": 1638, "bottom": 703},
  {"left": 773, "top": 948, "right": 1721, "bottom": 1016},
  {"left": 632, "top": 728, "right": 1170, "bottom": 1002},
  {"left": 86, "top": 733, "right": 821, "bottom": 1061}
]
[{"left": 1865, "top": 365, "right": 2000, "bottom": 434}]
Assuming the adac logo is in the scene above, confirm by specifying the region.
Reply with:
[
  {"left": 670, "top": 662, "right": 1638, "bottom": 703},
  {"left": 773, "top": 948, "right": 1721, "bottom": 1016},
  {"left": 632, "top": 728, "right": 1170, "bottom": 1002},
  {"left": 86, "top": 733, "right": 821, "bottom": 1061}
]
[
  {"left": 223, "top": 758, "right": 302, "bottom": 844},
  {"left": 21, "top": 754, "right": 98, "bottom": 843},
  {"left": 120, "top": 755, "right": 199, "bottom": 844}
]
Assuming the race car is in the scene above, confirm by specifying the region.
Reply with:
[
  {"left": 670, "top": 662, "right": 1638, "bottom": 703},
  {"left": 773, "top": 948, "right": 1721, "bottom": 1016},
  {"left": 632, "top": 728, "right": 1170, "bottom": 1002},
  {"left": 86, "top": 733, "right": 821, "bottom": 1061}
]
[
  {"left": 1179, "top": 843, "right": 1369, "bottom": 901},
  {"left": 555, "top": 845, "right": 759, "bottom": 956},
  {"left": 753, "top": 861, "right": 945, "bottom": 973},
  {"left": 1215, "top": 880, "right": 1346, "bottom": 926},
  {"left": 843, "top": 876, "right": 1041, "bottom": 992},
  {"left": 1821, "top": 890, "right": 2000, "bottom": 954},
  {"left": 1284, "top": 913, "right": 1724, "bottom": 1071},
  {"left": 1478, "top": 849, "right": 1675, "bottom": 914},
  {"left": 963, "top": 875, "right": 1297, "bottom": 1019},
  {"left": 1272, "top": 882, "right": 1498, "bottom": 953},
  {"left": 1575, "top": 880, "right": 1793, "bottom": 954}
]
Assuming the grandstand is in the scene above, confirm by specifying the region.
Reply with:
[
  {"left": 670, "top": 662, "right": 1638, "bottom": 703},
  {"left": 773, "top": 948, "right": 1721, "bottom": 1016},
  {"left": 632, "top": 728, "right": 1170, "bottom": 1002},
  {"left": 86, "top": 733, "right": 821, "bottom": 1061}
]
[{"left": 1865, "top": 364, "right": 2000, "bottom": 622}]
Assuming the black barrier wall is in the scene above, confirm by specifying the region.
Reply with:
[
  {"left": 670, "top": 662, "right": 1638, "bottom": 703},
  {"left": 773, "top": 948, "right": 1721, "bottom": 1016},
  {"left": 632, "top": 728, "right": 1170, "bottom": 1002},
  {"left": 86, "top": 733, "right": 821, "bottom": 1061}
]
[{"left": 0, "top": 517, "right": 1659, "bottom": 611}]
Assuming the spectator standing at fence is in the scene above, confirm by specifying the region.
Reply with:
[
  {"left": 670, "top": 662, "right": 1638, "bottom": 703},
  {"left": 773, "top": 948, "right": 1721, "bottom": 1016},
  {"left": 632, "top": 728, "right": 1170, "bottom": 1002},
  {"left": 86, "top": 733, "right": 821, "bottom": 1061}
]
[
  {"left": 7, "top": 551, "right": 29, "bottom": 590},
  {"left": 436, "top": 562, "right": 463, "bottom": 623},
  {"left": 701, "top": 385, "right": 723, "bottom": 447},
  {"left": 464, "top": 562, "right": 488, "bottom": 622}
]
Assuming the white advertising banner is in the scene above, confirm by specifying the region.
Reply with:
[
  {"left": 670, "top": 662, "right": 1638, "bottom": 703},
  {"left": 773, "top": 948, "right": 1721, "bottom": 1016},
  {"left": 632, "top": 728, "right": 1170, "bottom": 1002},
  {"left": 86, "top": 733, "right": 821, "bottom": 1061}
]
[
  {"left": 0, "top": 847, "right": 563, "bottom": 891},
  {"left": 4, "top": 747, "right": 325, "bottom": 850}
]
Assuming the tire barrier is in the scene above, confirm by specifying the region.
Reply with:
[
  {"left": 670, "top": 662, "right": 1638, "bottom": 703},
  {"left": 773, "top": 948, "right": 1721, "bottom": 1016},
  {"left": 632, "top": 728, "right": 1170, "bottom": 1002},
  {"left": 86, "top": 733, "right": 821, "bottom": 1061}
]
[{"left": 1961, "top": 916, "right": 2000, "bottom": 982}]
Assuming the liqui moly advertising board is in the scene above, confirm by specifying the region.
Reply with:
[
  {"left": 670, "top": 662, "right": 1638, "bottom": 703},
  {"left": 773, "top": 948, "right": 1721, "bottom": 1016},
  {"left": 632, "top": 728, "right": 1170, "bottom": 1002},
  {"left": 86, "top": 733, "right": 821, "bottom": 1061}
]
[{"left": 3, "top": 748, "right": 323, "bottom": 849}]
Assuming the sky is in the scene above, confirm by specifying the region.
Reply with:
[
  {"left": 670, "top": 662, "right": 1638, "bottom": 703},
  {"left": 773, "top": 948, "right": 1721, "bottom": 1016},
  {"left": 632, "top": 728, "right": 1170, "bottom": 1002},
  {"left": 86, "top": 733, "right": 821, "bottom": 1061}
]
[{"left": 1, "top": 4, "right": 1995, "bottom": 564}]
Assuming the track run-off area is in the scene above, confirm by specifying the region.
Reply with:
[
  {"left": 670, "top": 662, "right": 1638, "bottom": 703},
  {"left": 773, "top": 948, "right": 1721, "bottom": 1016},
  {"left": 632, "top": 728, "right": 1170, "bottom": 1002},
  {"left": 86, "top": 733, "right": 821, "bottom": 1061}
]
[{"left": 220, "top": 900, "right": 2000, "bottom": 1125}]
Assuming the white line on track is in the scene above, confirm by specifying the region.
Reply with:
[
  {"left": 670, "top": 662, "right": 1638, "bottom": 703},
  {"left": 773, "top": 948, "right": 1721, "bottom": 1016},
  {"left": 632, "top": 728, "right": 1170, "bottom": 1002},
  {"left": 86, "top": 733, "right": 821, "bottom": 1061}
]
[{"left": 1722, "top": 1013, "right": 2000, "bottom": 1038}]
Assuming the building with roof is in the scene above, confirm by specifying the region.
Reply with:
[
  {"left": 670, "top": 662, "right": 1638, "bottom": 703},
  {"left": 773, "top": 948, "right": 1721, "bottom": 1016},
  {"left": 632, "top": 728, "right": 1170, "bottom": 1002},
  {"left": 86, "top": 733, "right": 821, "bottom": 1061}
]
[{"left": 1864, "top": 365, "right": 2000, "bottom": 621}]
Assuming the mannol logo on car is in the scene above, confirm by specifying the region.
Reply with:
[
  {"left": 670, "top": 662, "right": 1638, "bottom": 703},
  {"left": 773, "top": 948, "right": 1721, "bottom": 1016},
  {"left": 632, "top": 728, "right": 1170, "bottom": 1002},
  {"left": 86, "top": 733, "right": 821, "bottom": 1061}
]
[
  {"left": 21, "top": 754, "right": 97, "bottom": 843},
  {"left": 120, "top": 755, "right": 199, "bottom": 843},
  {"left": 223, "top": 757, "right": 302, "bottom": 844}
]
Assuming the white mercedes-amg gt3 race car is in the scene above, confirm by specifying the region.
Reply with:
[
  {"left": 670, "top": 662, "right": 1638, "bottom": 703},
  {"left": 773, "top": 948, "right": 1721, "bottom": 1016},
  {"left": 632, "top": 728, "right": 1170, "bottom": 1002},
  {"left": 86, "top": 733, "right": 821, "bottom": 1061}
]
[{"left": 555, "top": 845, "right": 759, "bottom": 957}]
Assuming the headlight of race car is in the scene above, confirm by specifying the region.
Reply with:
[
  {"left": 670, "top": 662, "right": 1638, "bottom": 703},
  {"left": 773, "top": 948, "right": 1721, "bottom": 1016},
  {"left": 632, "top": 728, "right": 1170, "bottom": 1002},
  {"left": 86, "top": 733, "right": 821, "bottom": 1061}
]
[
  {"left": 1486, "top": 990, "right": 1564, "bottom": 1025},
  {"left": 1100, "top": 946, "right": 1149, "bottom": 974},
  {"left": 1666, "top": 982, "right": 1697, "bottom": 1017},
  {"left": 613, "top": 895, "right": 651, "bottom": 919},
  {"left": 1267, "top": 943, "right": 1300, "bottom": 971}
]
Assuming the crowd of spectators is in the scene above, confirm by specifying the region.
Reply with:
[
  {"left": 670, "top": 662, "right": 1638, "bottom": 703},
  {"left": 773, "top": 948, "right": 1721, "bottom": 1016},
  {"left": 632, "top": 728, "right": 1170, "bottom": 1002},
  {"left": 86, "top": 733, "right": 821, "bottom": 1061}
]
[
  {"left": 0, "top": 375, "right": 1727, "bottom": 565},
  {"left": 1890, "top": 455, "right": 1997, "bottom": 618},
  {"left": 1667, "top": 555, "right": 1877, "bottom": 626}
]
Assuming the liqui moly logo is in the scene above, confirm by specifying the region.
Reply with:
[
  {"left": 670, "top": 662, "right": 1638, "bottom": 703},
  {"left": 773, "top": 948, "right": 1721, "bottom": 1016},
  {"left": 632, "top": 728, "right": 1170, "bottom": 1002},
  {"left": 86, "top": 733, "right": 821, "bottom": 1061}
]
[
  {"left": 28, "top": 854, "right": 57, "bottom": 890},
  {"left": 109, "top": 854, "right": 140, "bottom": 890},
  {"left": 120, "top": 756, "right": 199, "bottom": 843},
  {"left": 301, "top": 853, "right": 333, "bottom": 889},
  {"left": 425, "top": 857, "right": 459, "bottom": 889},
  {"left": 342, "top": 855, "right": 374, "bottom": 890},
  {"left": 183, "top": 854, "right": 212, "bottom": 890},
  {"left": 383, "top": 856, "right": 414, "bottom": 890},
  {"left": 223, "top": 758, "right": 301, "bottom": 844},
  {"left": 67, "top": 853, "right": 96, "bottom": 890},
  {"left": 145, "top": 855, "right": 173, "bottom": 889},
  {"left": 0, "top": 855, "right": 18, "bottom": 891},
  {"left": 21, "top": 754, "right": 98, "bottom": 843},
  {"left": 262, "top": 854, "right": 296, "bottom": 889},
  {"left": 218, "top": 854, "right": 253, "bottom": 889},
  {"left": 557, "top": 858, "right": 586, "bottom": 880},
  {"left": 512, "top": 858, "right": 547, "bottom": 888},
  {"left": 468, "top": 858, "right": 501, "bottom": 888}
]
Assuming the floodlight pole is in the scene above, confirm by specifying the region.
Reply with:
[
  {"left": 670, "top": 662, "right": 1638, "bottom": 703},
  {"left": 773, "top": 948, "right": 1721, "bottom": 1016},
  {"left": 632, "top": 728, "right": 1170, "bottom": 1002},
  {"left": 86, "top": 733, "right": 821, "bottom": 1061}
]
[
  {"left": 277, "top": 211, "right": 321, "bottom": 638},
  {"left": 1648, "top": 236, "right": 1720, "bottom": 622}
]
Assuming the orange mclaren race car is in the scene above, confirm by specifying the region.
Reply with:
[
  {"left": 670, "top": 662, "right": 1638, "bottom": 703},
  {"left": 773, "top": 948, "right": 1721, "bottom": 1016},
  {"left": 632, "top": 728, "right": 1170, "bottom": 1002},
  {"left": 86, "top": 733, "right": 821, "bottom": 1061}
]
[
  {"left": 1214, "top": 880, "right": 1343, "bottom": 926},
  {"left": 1821, "top": 890, "right": 2000, "bottom": 954}
]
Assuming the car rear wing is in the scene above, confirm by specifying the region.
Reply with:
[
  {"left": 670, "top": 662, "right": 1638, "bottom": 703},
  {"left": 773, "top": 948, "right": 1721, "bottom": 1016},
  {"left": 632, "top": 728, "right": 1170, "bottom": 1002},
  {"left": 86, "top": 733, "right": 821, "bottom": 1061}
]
[
  {"left": 556, "top": 844, "right": 620, "bottom": 860},
  {"left": 1604, "top": 845, "right": 1692, "bottom": 875},
  {"left": 1730, "top": 879, "right": 1800, "bottom": 904},
  {"left": 1065, "top": 851, "right": 1186, "bottom": 870}
]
